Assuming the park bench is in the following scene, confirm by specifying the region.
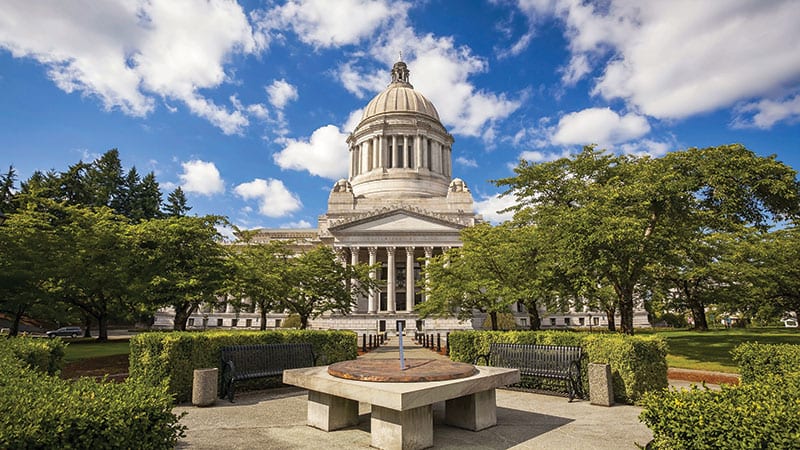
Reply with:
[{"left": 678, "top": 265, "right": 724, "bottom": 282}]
[
  {"left": 474, "top": 343, "right": 584, "bottom": 401},
  {"left": 220, "top": 342, "right": 318, "bottom": 402}
]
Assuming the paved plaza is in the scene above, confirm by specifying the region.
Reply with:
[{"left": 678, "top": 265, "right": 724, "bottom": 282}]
[{"left": 175, "top": 337, "right": 656, "bottom": 449}]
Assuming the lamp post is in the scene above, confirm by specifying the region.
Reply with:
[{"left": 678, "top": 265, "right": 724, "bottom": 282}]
[{"left": 588, "top": 314, "right": 593, "bottom": 332}]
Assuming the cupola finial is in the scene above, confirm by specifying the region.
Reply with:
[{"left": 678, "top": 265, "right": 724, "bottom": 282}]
[{"left": 390, "top": 59, "right": 411, "bottom": 86}]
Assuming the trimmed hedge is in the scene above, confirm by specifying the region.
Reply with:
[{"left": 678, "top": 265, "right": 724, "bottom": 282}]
[
  {"left": 129, "top": 329, "right": 358, "bottom": 402},
  {"left": 0, "top": 342, "right": 184, "bottom": 449},
  {"left": 731, "top": 342, "right": 800, "bottom": 383},
  {"left": 447, "top": 330, "right": 668, "bottom": 403},
  {"left": 0, "top": 336, "right": 65, "bottom": 375},
  {"left": 640, "top": 374, "right": 800, "bottom": 449}
]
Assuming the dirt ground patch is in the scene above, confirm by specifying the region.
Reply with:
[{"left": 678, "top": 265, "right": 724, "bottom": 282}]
[{"left": 60, "top": 354, "right": 129, "bottom": 381}]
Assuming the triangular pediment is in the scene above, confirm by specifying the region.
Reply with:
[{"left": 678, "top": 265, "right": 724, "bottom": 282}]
[{"left": 329, "top": 208, "right": 466, "bottom": 233}]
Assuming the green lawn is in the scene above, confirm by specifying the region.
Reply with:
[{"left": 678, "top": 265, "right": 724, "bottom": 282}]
[
  {"left": 642, "top": 328, "right": 800, "bottom": 373},
  {"left": 62, "top": 339, "right": 130, "bottom": 364}
]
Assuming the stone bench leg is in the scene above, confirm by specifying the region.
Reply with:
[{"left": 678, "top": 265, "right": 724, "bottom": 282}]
[
  {"left": 371, "top": 404, "right": 433, "bottom": 450},
  {"left": 445, "top": 389, "right": 497, "bottom": 431},
  {"left": 307, "top": 391, "right": 359, "bottom": 431}
]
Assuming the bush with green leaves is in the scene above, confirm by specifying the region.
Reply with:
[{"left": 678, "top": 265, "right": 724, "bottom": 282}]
[
  {"left": 0, "top": 336, "right": 65, "bottom": 374},
  {"left": 129, "top": 329, "right": 357, "bottom": 402},
  {"left": 0, "top": 345, "right": 184, "bottom": 449},
  {"left": 640, "top": 373, "right": 800, "bottom": 449},
  {"left": 448, "top": 330, "right": 667, "bottom": 403},
  {"left": 731, "top": 342, "right": 800, "bottom": 383}
]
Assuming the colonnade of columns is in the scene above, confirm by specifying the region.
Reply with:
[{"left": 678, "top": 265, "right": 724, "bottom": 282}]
[
  {"left": 350, "top": 134, "right": 452, "bottom": 178},
  {"left": 339, "top": 245, "right": 452, "bottom": 314}
]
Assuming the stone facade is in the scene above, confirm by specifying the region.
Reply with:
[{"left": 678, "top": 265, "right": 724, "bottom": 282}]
[{"left": 153, "top": 61, "right": 650, "bottom": 333}]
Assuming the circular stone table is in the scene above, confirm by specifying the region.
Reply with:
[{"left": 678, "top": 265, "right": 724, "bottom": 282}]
[{"left": 328, "top": 359, "right": 477, "bottom": 382}]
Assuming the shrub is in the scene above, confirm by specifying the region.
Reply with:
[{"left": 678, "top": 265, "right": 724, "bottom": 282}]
[
  {"left": 448, "top": 330, "right": 667, "bottom": 403},
  {"left": 731, "top": 342, "right": 800, "bottom": 383},
  {"left": 640, "top": 374, "right": 800, "bottom": 449},
  {"left": 0, "top": 346, "right": 184, "bottom": 449},
  {"left": 129, "top": 329, "right": 357, "bottom": 402},
  {"left": 281, "top": 314, "right": 302, "bottom": 328},
  {"left": 0, "top": 336, "right": 65, "bottom": 374}
]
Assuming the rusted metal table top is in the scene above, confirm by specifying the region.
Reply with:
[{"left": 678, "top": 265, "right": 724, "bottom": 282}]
[{"left": 327, "top": 358, "right": 477, "bottom": 382}]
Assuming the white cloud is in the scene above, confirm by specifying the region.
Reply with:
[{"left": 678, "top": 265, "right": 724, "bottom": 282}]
[
  {"left": 263, "top": 0, "right": 401, "bottom": 48},
  {"left": 518, "top": 149, "right": 571, "bottom": 163},
  {"left": 552, "top": 107, "right": 650, "bottom": 146},
  {"left": 618, "top": 138, "right": 673, "bottom": 158},
  {"left": 474, "top": 194, "right": 518, "bottom": 224},
  {"left": 281, "top": 220, "right": 313, "bottom": 229},
  {"left": 734, "top": 94, "right": 800, "bottom": 129},
  {"left": 0, "top": 0, "right": 261, "bottom": 134},
  {"left": 234, "top": 178, "right": 302, "bottom": 217},
  {"left": 273, "top": 125, "right": 350, "bottom": 179},
  {"left": 343, "top": 109, "right": 364, "bottom": 134},
  {"left": 266, "top": 79, "right": 298, "bottom": 109},
  {"left": 515, "top": 0, "right": 800, "bottom": 124},
  {"left": 179, "top": 160, "right": 224, "bottom": 196},
  {"left": 455, "top": 157, "right": 478, "bottom": 168}
]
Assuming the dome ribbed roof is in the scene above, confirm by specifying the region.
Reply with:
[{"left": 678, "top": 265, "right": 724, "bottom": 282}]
[{"left": 360, "top": 61, "right": 440, "bottom": 122}]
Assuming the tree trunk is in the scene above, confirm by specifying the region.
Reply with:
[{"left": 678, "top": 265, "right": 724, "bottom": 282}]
[
  {"left": 97, "top": 314, "right": 109, "bottom": 341},
  {"left": 689, "top": 300, "right": 709, "bottom": 331},
  {"left": 260, "top": 307, "right": 267, "bottom": 331},
  {"left": 605, "top": 308, "right": 616, "bottom": 332},
  {"left": 300, "top": 314, "right": 309, "bottom": 330},
  {"left": 173, "top": 303, "right": 196, "bottom": 331},
  {"left": 528, "top": 309, "right": 541, "bottom": 331},
  {"left": 9, "top": 305, "right": 24, "bottom": 337},
  {"left": 618, "top": 287, "right": 635, "bottom": 335},
  {"left": 83, "top": 314, "right": 93, "bottom": 338},
  {"left": 489, "top": 311, "right": 498, "bottom": 330}
]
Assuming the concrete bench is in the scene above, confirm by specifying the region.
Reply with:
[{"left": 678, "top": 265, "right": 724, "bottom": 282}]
[
  {"left": 284, "top": 365, "right": 519, "bottom": 450},
  {"left": 220, "top": 342, "right": 317, "bottom": 402},
  {"left": 475, "top": 343, "right": 584, "bottom": 401}
]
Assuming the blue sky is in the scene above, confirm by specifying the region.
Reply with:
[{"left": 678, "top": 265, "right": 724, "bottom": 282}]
[{"left": 2, "top": 0, "right": 799, "bottom": 231}]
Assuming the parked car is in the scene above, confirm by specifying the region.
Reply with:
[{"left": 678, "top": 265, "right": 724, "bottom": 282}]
[{"left": 46, "top": 326, "right": 82, "bottom": 338}]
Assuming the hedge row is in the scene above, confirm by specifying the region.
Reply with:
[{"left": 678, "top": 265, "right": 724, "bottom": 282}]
[
  {"left": 0, "top": 340, "right": 184, "bottom": 449},
  {"left": 129, "top": 330, "right": 358, "bottom": 402},
  {"left": 0, "top": 336, "right": 65, "bottom": 375},
  {"left": 731, "top": 342, "right": 800, "bottom": 383},
  {"left": 640, "top": 342, "right": 800, "bottom": 449},
  {"left": 447, "top": 330, "right": 668, "bottom": 403},
  {"left": 640, "top": 373, "right": 800, "bottom": 449}
]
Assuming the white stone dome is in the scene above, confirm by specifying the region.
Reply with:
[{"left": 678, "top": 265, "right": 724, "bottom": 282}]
[{"left": 360, "top": 61, "right": 440, "bottom": 123}]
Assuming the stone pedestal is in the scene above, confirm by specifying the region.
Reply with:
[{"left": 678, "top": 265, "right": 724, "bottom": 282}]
[
  {"left": 445, "top": 389, "right": 496, "bottom": 431},
  {"left": 192, "top": 368, "right": 218, "bottom": 407},
  {"left": 372, "top": 404, "right": 433, "bottom": 450},
  {"left": 307, "top": 391, "right": 359, "bottom": 431},
  {"left": 588, "top": 363, "right": 614, "bottom": 406}
]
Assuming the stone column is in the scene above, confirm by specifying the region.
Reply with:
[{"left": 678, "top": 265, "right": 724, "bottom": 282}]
[
  {"left": 368, "top": 247, "right": 378, "bottom": 314},
  {"left": 350, "top": 247, "right": 361, "bottom": 311},
  {"left": 403, "top": 135, "right": 409, "bottom": 168},
  {"left": 387, "top": 247, "right": 396, "bottom": 313},
  {"left": 225, "top": 302, "right": 234, "bottom": 313},
  {"left": 406, "top": 247, "right": 415, "bottom": 312},
  {"left": 415, "top": 135, "right": 422, "bottom": 169},
  {"left": 423, "top": 247, "right": 433, "bottom": 303},
  {"left": 391, "top": 135, "right": 398, "bottom": 168}
]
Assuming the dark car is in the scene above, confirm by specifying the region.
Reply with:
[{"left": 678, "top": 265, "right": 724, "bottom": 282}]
[{"left": 46, "top": 326, "right": 82, "bottom": 338}]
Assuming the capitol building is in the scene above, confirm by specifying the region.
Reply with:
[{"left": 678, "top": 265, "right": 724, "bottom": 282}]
[{"left": 154, "top": 61, "right": 649, "bottom": 334}]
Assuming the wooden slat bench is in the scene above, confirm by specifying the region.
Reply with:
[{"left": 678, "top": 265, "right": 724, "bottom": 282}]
[
  {"left": 474, "top": 343, "right": 584, "bottom": 401},
  {"left": 220, "top": 342, "right": 317, "bottom": 402}
]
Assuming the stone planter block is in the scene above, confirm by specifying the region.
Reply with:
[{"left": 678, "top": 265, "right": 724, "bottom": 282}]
[
  {"left": 192, "top": 368, "right": 218, "bottom": 407},
  {"left": 588, "top": 363, "right": 614, "bottom": 407}
]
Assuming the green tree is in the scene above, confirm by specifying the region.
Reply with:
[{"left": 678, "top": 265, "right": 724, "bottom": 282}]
[
  {"left": 164, "top": 187, "right": 191, "bottom": 217},
  {"left": 0, "top": 206, "right": 58, "bottom": 336},
  {"left": 497, "top": 145, "right": 800, "bottom": 334},
  {"left": 132, "top": 216, "right": 229, "bottom": 331},
  {"left": 228, "top": 234, "right": 293, "bottom": 330},
  {"left": 53, "top": 205, "right": 138, "bottom": 341},
  {"left": 282, "top": 246, "right": 373, "bottom": 329}
]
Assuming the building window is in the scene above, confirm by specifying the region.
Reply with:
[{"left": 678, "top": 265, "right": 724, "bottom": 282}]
[
  {"left": 550, "top": 318, "right": 556, "bottom": 326},
  {"left": 520, "top": 318, "right": 528, "bottom": 327},
  {"left": 231, "top": 319, "right": 238, "bottom": 327},
  {"left": 246, "top": 319, "right": 252, "bottom": 328},
  {"left": 275, "top": 319, "right": 281, "bottom": 328},
  {"left": 188, "top": 318, "right": 195, "bottom": 327},
  {"left": 579, "top": 317, "right": 585, "bottom": 326},
  {"left": 564, "top": 317, "right": 571, "bottom": 326},
  {"left": 217, "top": 318, "right": 223, "bottom": 327},
  {"left": 593, "top": 317, "right": 600, "bottom": 326}
]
